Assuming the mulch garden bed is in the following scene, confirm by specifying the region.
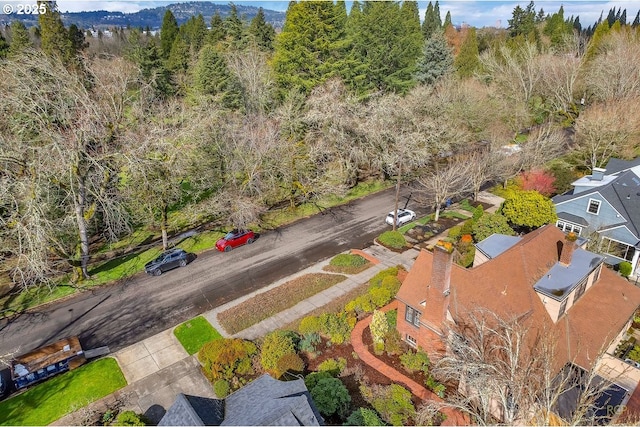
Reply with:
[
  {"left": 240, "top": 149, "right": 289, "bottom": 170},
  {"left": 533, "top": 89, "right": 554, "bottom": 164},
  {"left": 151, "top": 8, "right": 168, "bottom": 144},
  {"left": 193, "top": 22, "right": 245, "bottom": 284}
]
[
  {"left": 406, "top": 216, "right": 464, "bottom": 245},
  {"left": 301, "top": 328, "right": 430, "bottom": 425}
]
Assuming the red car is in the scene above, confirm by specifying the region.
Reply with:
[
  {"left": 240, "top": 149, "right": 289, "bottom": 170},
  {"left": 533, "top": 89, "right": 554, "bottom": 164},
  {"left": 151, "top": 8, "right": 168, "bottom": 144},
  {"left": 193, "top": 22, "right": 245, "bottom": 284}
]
[{"left": 216, "top": 229, "right": 256, "bottom": 252}]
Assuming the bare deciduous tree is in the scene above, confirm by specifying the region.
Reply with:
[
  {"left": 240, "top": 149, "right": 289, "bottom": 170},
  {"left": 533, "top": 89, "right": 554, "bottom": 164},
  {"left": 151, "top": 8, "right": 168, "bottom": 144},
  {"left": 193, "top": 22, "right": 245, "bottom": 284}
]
[
  {"left": 536, "top": 51, "right": 584, "bottom": 116},
  {"left": 227, "top": 46, "right": 275, "bottom": 113},
  {"left": 418, "top": 158, "right": 472, "bottom": 222},
  {"left": 584, "top": 31, "right": 640, "bottom": 103},
  {"left": 434, "top": 309, "right": 631, "bottom": 426},
  {"left": 0, "top": 52, "right": 133, "bottom": 283},
  {"left": 479, "top": 42, "right": 541, "bottom": 104},
  {"left": 574, "top": 98, "right": 640, "bottom": 170}
]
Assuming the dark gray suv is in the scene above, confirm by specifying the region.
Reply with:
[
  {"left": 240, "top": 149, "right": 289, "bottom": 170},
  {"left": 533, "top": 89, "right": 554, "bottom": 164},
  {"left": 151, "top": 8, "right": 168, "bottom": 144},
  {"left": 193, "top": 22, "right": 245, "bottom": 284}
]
[{"left": 144, "top": 248, "right": 190, "bottom": 276}]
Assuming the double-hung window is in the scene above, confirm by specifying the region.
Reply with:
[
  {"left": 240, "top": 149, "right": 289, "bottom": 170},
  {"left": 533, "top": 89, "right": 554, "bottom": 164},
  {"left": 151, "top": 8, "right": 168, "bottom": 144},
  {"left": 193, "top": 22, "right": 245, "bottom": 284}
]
[
  {"left": 587, "top": 199, "right": 601, "bottom": 215},
  {"left": 405, "top": 306, "right": 421, "bottom": 327}
]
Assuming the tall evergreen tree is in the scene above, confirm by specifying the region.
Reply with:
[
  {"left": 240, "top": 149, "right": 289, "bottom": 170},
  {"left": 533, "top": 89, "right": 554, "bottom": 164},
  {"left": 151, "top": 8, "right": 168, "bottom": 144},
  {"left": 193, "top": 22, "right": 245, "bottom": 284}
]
[
  {"left": 573, "top": 16, "right": 582, "bottom": 33},
  {"left": 422, "top": 2, "right": 440, "bottom": 39},
  {"left": 127, "top": 29, "right": 174, "bottom": 98},
  {"left": 8, "top": 21, "right": 31, "bottom": 57},
  {"left": 633, "top": 11, "right": 640, "bottom": 27},
  {"left": 38, "top": 1, "right": 74, "bottom": 63},
  {"left": 415, "top": 31, "right": 453, "bottom": 85},
  {"left": 434, "top": 1, "right": 443, "bottom": 27},
  {"left": 167, "top": 34, "right": 189, "bottom": 72},
  {"left": 182, "top": 14, "right": 207, "bottom": 55},
  {"left": 349, "top": 1, "right": 421, "bottom": 94},
  {"left": 454, "top": 27, "right": 479, "bottom": 78},
  {"left": 620, "top": 9, "right": 627, "bottom": 25},
  {"left": 160, "top": 10, "right": 179, "bottom": 59},
  {"left": 272, "top": 1, "right": 345, "bottom": 94},
  {"left": 443, "top": 11, "right": 452, "bottom": 28},
  {"left": 0, "top": 32, "right": 8, "bottom": 59},
  {"left": 193, "top": 44, "right": 242, "bottom": 109},
  {"left": 606, "top": 8, "right": 616, "bottom": 27},
  {"left": 208, "top": 12, "right": 226, "bottom": 45},
  {"left": 401, "top": 0, "right": 422, "bottom": 41},
  {"left": 67, "top": 23, "right": 87, "bottom": 53},
  {"left": 225, "top": 3, "right": 246, "bottom": 49},
  {"left": 543, "top": 6, "right": 572, "bottom": 47},
  {"left": 249, "top": 7, "right": 276, "bottom": 50},
  {"left": 335, "top": 0, "right": 348, "bottom": 26},
  {"left": 585, "top": 20, "right": 610, "bottom": 60}
]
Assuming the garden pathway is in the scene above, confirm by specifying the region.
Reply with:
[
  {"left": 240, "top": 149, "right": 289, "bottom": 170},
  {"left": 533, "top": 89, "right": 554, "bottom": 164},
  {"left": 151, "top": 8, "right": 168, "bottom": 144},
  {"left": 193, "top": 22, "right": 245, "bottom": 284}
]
[{"left": 350, "top": 300, "right": 468, "bottom": 425}]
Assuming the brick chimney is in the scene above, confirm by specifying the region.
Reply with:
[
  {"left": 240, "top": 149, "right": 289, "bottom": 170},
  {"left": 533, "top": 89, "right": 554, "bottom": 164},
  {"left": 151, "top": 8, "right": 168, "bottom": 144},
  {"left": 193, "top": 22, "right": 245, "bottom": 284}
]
[
  {"left": 559, "top": 232, "right": 578, "bottom": 266},
  {"left": 431, "top": 241, "right": 454, "bottom": 295},
  {"left": 423, "top": 241, "right": 455, "bottom": 334}
]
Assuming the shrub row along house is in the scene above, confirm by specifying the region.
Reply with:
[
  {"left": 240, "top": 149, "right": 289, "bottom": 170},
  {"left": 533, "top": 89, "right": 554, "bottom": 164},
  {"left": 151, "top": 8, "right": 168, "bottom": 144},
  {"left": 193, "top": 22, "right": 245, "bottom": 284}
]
[
  {"left": 395, "top": 225, "right": 640, "bottom": 423},
  {"left": 553, "top": 157, "right": 640, "bottom": 277}
]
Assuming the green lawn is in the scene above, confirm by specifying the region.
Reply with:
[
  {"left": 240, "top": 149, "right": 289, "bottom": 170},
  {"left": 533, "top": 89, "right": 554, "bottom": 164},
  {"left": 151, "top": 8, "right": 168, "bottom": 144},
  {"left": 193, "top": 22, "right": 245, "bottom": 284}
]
[
  {"left": 0, "top": 357, "right": 126, "bottom": 426},
  {"left": 174, "top": 316, "right": 223, "bottom": 355}
]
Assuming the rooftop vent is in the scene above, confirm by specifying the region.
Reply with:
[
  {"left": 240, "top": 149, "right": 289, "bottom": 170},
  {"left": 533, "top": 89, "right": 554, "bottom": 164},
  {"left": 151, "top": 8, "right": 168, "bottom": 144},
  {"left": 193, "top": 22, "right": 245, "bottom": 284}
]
[{"left": 592, "top": 167, "right": 606, "bottom": 181}]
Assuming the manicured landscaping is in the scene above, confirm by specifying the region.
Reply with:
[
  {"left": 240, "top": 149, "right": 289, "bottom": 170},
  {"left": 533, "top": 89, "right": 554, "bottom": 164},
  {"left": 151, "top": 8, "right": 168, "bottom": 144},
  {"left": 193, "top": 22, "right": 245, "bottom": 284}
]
[
  {"left": 0, "top": 357, "right": 126, "bottom": 426},
  {"left": 377, "top": 231, "right": 407, "bottom": 249},
  {"left": 174, "top": 316, "right": 223, "bottom": 355},
  {"left": 217, "top": 273, "right": 347, "bottom": 334},
  {"left": 323, "top": 253, "right": 371, "bottom": 274}
]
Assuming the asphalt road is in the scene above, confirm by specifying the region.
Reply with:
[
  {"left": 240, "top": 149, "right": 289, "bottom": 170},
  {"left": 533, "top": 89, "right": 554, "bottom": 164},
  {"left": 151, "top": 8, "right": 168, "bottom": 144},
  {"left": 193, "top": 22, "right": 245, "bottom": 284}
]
[{"left": 0, "top": 186, "right": 422, "bottom": 360}]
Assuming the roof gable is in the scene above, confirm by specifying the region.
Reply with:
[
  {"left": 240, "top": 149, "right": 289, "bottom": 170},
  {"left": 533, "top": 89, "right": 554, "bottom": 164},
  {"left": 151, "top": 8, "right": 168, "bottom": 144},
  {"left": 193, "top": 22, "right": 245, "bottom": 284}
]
[
  {"left": 396, "top": 225, "right": 640, "bottom": 371},
  {"left": 553, "top": 171, "right": 640, "bottom": 238},
  {"left": 159, "top": 375, "right": 323, "bottom": 426},
  {"left": 159, "top": 394, "right": 224, "bottom": 426}
]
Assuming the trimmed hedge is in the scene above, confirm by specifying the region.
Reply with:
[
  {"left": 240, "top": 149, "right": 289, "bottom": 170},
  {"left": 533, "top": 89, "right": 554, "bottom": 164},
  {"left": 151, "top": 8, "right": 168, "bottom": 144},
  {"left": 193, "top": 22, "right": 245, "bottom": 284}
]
[
  {"left": 324, "top": 253, "right": 371, "bottom": 274},
  {"left": 377, "top": 231, "right": 406, "bottom": 249}
]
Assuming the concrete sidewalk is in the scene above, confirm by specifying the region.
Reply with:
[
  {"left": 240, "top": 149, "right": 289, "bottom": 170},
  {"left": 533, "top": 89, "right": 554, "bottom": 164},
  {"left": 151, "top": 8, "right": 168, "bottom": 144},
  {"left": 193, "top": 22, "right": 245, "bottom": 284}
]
[
  {"left": 54, "top": 244, "right": 420, "bottom": 425},
  {"left": 203, "top": 244, "right": 420, "bottom": 341}
]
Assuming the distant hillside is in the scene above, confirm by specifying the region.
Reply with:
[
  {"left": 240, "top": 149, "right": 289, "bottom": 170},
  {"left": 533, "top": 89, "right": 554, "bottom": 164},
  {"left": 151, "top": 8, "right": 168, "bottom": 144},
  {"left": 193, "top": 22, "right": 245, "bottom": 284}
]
[{"left": 0, "top": 1, "right": 286, "bottom": 30}]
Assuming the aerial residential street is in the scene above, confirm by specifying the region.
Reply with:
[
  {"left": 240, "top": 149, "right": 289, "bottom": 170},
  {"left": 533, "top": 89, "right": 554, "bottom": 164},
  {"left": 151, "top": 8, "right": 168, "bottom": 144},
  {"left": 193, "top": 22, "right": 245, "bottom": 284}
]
[{"left": 0, "top": 186, "right": 422, "bottom": 359}]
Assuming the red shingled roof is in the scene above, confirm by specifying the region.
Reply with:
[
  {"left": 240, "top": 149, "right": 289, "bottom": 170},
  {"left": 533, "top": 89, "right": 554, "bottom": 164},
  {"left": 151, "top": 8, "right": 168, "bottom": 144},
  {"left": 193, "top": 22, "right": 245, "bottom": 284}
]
[{"left": 396, "top": 225, "right": 640, "bottom": 372}]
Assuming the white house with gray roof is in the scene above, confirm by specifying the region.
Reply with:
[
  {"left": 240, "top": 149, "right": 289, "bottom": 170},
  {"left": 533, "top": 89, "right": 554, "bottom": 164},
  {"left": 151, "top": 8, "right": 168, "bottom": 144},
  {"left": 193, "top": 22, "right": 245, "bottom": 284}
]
[{"left": 552, "top": 157, "right": 640, "bottom": 276}]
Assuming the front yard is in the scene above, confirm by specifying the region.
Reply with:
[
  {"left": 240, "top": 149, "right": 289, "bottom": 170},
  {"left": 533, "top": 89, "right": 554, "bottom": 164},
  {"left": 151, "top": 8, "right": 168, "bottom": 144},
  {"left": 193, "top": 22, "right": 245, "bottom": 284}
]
[{"left": 0, "top": 358, "right": 126, "bottom": 426}]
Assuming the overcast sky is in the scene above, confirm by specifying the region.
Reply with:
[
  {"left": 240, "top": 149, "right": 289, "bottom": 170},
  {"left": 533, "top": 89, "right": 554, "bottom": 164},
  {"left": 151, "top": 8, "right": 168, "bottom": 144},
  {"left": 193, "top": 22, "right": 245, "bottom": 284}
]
[{"left": 45, "top": 1, "right": 640, "bottom": 28}]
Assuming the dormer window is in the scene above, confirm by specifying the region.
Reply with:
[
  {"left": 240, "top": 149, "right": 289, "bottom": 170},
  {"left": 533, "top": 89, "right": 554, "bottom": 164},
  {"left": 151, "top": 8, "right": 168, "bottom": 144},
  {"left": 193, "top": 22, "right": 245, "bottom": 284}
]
[{"left": 587, "top": 199, "right": 601, "bottom": 215}]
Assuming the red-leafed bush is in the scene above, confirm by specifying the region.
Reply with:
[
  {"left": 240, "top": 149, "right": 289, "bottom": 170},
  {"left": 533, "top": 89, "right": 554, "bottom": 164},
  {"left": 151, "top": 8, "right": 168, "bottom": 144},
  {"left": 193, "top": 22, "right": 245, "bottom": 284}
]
[{"left": 518, "top": 169, "right": 557, "bottom": 196}]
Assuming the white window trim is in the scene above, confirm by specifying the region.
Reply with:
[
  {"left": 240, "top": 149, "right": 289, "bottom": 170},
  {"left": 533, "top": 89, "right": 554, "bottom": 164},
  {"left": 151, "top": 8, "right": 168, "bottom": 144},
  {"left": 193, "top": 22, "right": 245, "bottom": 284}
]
[
  {"left": 556, "top": 220, "right": 583, "bottom": 236},
  {"left": 600, "top": 236, "right": 635, "bottom": 262},
  {"left": 587, "top": 198, "right": 601, "bottom": 215},
  {"left": 406, "top": 334, "right": 417, "bottom": 347}
]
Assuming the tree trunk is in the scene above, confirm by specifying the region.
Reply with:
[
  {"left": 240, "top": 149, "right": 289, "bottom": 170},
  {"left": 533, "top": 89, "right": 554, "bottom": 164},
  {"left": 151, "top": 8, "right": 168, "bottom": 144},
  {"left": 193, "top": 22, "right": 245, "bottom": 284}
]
[
  {"left": 393, "top": 163, "right": 401, "bottom": 232},
  {"left": 74, "top": 177, "right": 90, "bottom": 281},
  {"left": 434, "top": 204, "right": 441, "bottom": 222},
  {"left": 161, "top": 203, "right": 169, "bottom": 250}
]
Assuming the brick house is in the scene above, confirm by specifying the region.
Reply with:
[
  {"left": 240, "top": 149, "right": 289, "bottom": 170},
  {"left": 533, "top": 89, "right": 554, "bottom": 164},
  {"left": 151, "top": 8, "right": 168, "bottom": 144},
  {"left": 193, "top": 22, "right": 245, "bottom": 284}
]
[{"left": 395, "top": 224, "right": 640, "bottom": 380}]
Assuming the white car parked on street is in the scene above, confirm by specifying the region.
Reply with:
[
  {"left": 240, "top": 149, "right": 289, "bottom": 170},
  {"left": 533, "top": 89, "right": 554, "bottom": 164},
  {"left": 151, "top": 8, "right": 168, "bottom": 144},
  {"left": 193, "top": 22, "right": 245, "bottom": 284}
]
[{"left": 385, "top": 209, "right": 416, "bottom": 226}]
